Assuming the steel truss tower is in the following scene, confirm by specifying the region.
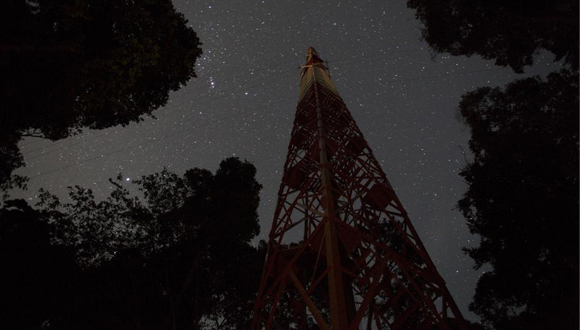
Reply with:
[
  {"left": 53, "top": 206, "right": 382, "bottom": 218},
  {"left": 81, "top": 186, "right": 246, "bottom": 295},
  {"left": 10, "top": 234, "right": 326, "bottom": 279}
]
[{"left": 252, "top": 48, "right": 468, "bottom": 330}]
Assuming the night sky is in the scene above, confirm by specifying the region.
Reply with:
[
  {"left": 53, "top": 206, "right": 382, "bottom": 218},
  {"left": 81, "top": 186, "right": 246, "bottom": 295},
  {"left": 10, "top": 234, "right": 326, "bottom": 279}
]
[{"left": 13, "top": 0, "right": 558, "bottom": 321}]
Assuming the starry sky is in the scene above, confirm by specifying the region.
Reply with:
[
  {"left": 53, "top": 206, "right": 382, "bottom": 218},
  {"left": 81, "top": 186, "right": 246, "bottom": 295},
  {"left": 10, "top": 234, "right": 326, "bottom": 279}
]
[{"left": 12, "top": 0, "right": 558, "bottom": 321}]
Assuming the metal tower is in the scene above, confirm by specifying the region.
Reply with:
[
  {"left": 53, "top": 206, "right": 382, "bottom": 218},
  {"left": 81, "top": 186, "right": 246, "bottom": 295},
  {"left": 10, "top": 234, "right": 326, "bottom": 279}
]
[{"left": 252, "top": 48, "right": 468, "bottom": 330}]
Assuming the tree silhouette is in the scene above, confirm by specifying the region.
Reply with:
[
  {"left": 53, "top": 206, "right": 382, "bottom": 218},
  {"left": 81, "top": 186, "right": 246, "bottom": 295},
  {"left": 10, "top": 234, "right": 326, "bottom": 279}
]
[
  {"left": 0, "top": 199, "right": 77, "bottom": 329},
  {"left": 406, "top": 2, "right": 578, "bottom": 328},
  {"left": 407, "top": 0, "right": 579, "bottom": 73},
  {"left": 0, "top": 0, "right": 202, "bottom": 190},
  {"left": 457, "top": 70, "right": 579, "bottom": 329},
  {"left": 1, "top": 158, "right": 265, "bottom": 329}
]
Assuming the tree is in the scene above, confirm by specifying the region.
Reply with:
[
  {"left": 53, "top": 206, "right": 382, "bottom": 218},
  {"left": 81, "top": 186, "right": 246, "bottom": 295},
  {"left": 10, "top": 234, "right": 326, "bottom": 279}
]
[
  {"left": 1, "top": 158, "right": 265, "bottom": 329},
  {"left": 406, "top": 1, "right": 579, "bottom": 327},
  {"left": 132, "top": 157, "right": 264, "bottom": 328},
  {"left": 0, "top": 199, "right": 77, "bottom": 329},
  {"left": 457, "top": 70, "right": 578, "bottom": 329},
  {"left": 0, "top": 0, "right": 202, "bottom": 190},
  {"left": 407, "top": 0, "right": 579, "bottom": 73}
]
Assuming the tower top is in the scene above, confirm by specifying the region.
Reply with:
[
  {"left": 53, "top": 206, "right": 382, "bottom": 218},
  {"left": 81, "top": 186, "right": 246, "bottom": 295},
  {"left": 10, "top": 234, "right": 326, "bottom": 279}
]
[
  {"left": 299, "top": 47, "right": 338, "bottom": 102},
  {"left": 306, "top": 47, "right": 324, "bottom": 66}
]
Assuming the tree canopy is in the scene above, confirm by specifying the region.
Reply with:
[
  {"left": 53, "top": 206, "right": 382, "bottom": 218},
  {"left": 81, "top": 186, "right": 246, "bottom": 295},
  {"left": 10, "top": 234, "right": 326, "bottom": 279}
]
[
  {"left": 0, "top": 199, "right": 77, "bottom": 328},
  {"left": 407, "top": 0, "right": 579, "bottom": 73},
  {"left": 0, "top": 158, "right": 265, "bottom": 329},
  {"left": 0, "top": 0, "right": 202, "bottom": 190},
  {"left": 406, "top": 1, "right": 579, "bottom": 328},
  {"left": 457, "top": 70, "right": 579, "bottom": 329}
]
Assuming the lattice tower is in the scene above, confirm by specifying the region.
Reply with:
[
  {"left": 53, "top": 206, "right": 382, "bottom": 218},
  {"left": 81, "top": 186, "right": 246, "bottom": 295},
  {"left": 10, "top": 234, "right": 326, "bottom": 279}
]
[{"left": 252, "top": 48, "right": 469, "bottom": 330}]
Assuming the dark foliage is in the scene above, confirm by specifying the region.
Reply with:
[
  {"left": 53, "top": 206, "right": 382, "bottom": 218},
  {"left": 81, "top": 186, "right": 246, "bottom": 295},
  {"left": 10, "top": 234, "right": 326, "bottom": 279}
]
[
  {"left": 0, "top": 158, "right": 265, "bottom": 329},
  {"left": 0, "top": 0, "right": 202, "bottom": 190},
  {"left": 407, "top": 1, "right": 579, "bottom": 327},
  {"left": 457, "top": 70, "right": 579, "bottom": 329},
  {"left": 0, "top": 199, "right": 77, "bottom": 328},
  {"left": 407, "top": 0, "right": 579, "bottom": 73}
]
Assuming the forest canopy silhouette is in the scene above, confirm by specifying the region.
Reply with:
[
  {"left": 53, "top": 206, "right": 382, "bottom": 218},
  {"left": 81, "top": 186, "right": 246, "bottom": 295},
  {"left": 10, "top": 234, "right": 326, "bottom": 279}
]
[
  {"left": 0, "top": 158, "right": 264, "bottom": 329},
  {"left": 407, "top": 0, "right": 579, "bottom": 328},
  {"left": 407, "top": 0, "right": 579, "bottom": 73},
  {"left": 0, "top": 0, "right": 202, "bottom": 191}
]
